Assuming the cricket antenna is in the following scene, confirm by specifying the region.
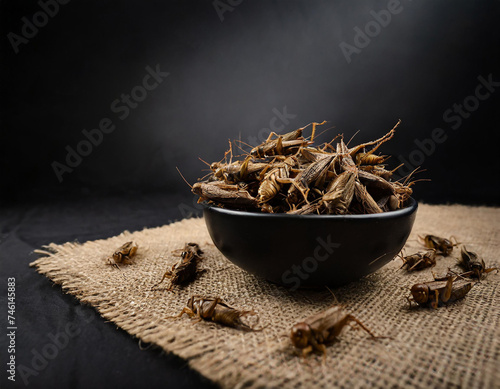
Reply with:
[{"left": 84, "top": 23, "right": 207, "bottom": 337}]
[
  {"left": 307, "top": 125, "right": 335, "bottom": 143},
  {"left": 346, "top": 130, "right": 360, "bottom": 147},
  {"left": 325, "top": 286, "right": 340, "bottom": 305},
  {"left": 176, "top": 167, "right": 193, "bottom": 189},
  {"left": 198, "top": 157, "right": 211, "bottom": 167}
]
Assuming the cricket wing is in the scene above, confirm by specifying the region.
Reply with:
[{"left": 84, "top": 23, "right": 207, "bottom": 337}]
[
  {"left": 303, "top": 306, "right": 347, "bottom": 341},
  {"left": 449, "top": 280, "right": 474, "bottom": 302},
  {"left": 425, "top": 279, "right": 452, "bottom": 291}
]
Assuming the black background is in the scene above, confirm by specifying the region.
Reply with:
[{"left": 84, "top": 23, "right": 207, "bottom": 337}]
[
  {"left": 1, "top": 0, "right": 500, "bottom": 206},
  {"left": 1, "top": 1, "right": 500, "bottom": 388}
]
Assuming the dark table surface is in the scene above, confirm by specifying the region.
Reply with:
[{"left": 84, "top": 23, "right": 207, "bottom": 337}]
[{"left": 0, "top": 193, "right": 218, "bottom": 389}]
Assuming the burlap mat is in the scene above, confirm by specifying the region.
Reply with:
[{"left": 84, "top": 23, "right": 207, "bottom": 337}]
[{"left": 30, "top": 204, "right": 500, "bottom": 389}]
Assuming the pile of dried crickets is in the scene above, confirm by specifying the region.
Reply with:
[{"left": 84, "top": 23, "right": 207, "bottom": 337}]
[{"left": 192, "top": 119, "right": 415, "bottom": 214}]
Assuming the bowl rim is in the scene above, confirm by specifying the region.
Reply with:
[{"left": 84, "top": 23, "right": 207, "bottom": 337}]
[{"left": 203, "top": 197, "right": 418, "bottom": 220}]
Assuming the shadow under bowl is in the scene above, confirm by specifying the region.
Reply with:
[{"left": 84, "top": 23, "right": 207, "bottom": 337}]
[{"left": 203, "top": 198, "right": 418, "bottom": 289}]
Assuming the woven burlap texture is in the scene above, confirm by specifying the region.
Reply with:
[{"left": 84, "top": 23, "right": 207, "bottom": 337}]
[{"left": 31, "top": 204, "right": 500, "bottom": 389}]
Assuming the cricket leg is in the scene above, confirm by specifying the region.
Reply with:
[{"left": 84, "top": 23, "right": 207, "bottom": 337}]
[
  {"left": 166, "top": 281, "right": 175, "bottom": 292},
  {"left": 348, "top": 120, "right": 400, "bottom": 156},
  {"left": 310, "top": 121, "right": 325, "bottom": 142},
  {"left": 431, "top": 290, "right": 440, "bottom": 309},
  {"left": 205, "top": 297, "right": 221, "bottom": 320},
  {"left": 347, "top": 315, "right": 377, "bottom": 338},
  {"left": 151, "top": 269, "right": 172, "bottom": 290},
  {"left": 449, "top": 235, "right": 461, "bottom": 246},
  {"left": 440, "top": 276, "right": 454, "bottom": 304},
  {"left": 484, "top": 267, "right": 499, "bottom": 275},
  {"left": 239, "top": 156, "right": 252, "bottom": 180},
  {"left": 408, "top": 258, "right": 424, "bottom": 271},
  {"left": 317, "top": 344, "right": 327, "bottom": 364},
  {"left": 122, "top": 257, "right": 133, "bottom": 265},
  {"left": 258, "top": 159, "right": 276, "bottom": 181},
  {"left": 129, "top": 246, "right": 138, "bottom": 257},
  {"left": 275, "top": 136, "right": 284, "bottom": 155},
  {"left": 301, "top": 345, "right": 313, "bottom": 359},
  {"left": 166, "top": 307, "right": 195, "bottom": 320},
  {"left": 306, "top": 333, "right": 327, "bottom": 363},
  {"left": 192, "top": 309, "right": 204, "bottom": 323},
  {"left": 265, "top": 132, "right": 281, "bottom": 142},
  {"left": 281, "top": 178, "right": 309, "bottom": 203}
]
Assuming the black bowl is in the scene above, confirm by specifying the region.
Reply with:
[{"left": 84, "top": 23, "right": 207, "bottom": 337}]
[{"left": 203, "top": 198, "right": 418, "bottom": 290}]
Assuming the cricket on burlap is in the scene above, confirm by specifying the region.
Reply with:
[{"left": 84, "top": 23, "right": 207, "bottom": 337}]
[{"left": 31, "top": 204, "right": 500, "bottom": 389}]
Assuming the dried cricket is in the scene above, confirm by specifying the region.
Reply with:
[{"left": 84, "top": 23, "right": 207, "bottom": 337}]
[
  {"left": 107, "top": 241, "right": 138, "bottom": 266},
  {"left": 258, "top": 156, "right": 296, "bottom": 203},
  {"left": 355, "top": 152, "right": 388, "bottom": 166},
  {"left": 457, "top": 246, "right": 498, "bottom": 279},
  {"left": 287, "top": 154, "right": 336, "bottom": 203},
  {"left": 192, "top": 181, "right": 258, "bottom": 207},
  {"left": 287, "top": 200, "right": 323, "bottom": 215},
  {"left": 399, "top": 250, "right": 438, "bottom": 271},
  {"left": 322, "top": 170, "right": 356, "bottom": 214},
  {"left": 359, "top": 164, "right": 400, "bottom": 181},
  {"left": 408, "top": 275, "right": 474, "bottom": 309},
  {"left": 211, "top": 158, "right": 269, "bottom": 183},
  {"left": 347, "top": 119, "right": 400, "bottom": 157},
  {"left": 250, "top": 128, "right": 305, "bottom": 158},
  {"left": 250, "top": 122, "right": 326, "bottom": 158},
  {"left": 420, "top": 234, "right": 458, "bottom": 256},
  {"left": 357, "top": 169, "right": 395, "bottom": 198},
  {"left": 353, "top": 180, "right": 382, "bottom": 214},
  {"left": 173, "top": 296, "right": 260, "bottom": 331},
  {"left": 152, "top": 243, "right": 204, "bottom": 291},
  {"left": 300, "top": 147, "right": 330, "bottom": 163},
  {"left": 290, "top": 305, "right": 379, "bottom": 360}
]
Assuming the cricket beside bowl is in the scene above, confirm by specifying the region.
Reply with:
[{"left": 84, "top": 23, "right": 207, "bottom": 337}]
[{"left": 203, "top": 198, "right": 418, "bottom": 289}]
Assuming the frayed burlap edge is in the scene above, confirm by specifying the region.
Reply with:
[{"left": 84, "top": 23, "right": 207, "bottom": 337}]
[{"left": 30, "top": 205, "right": 500, "bottom": 389}]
